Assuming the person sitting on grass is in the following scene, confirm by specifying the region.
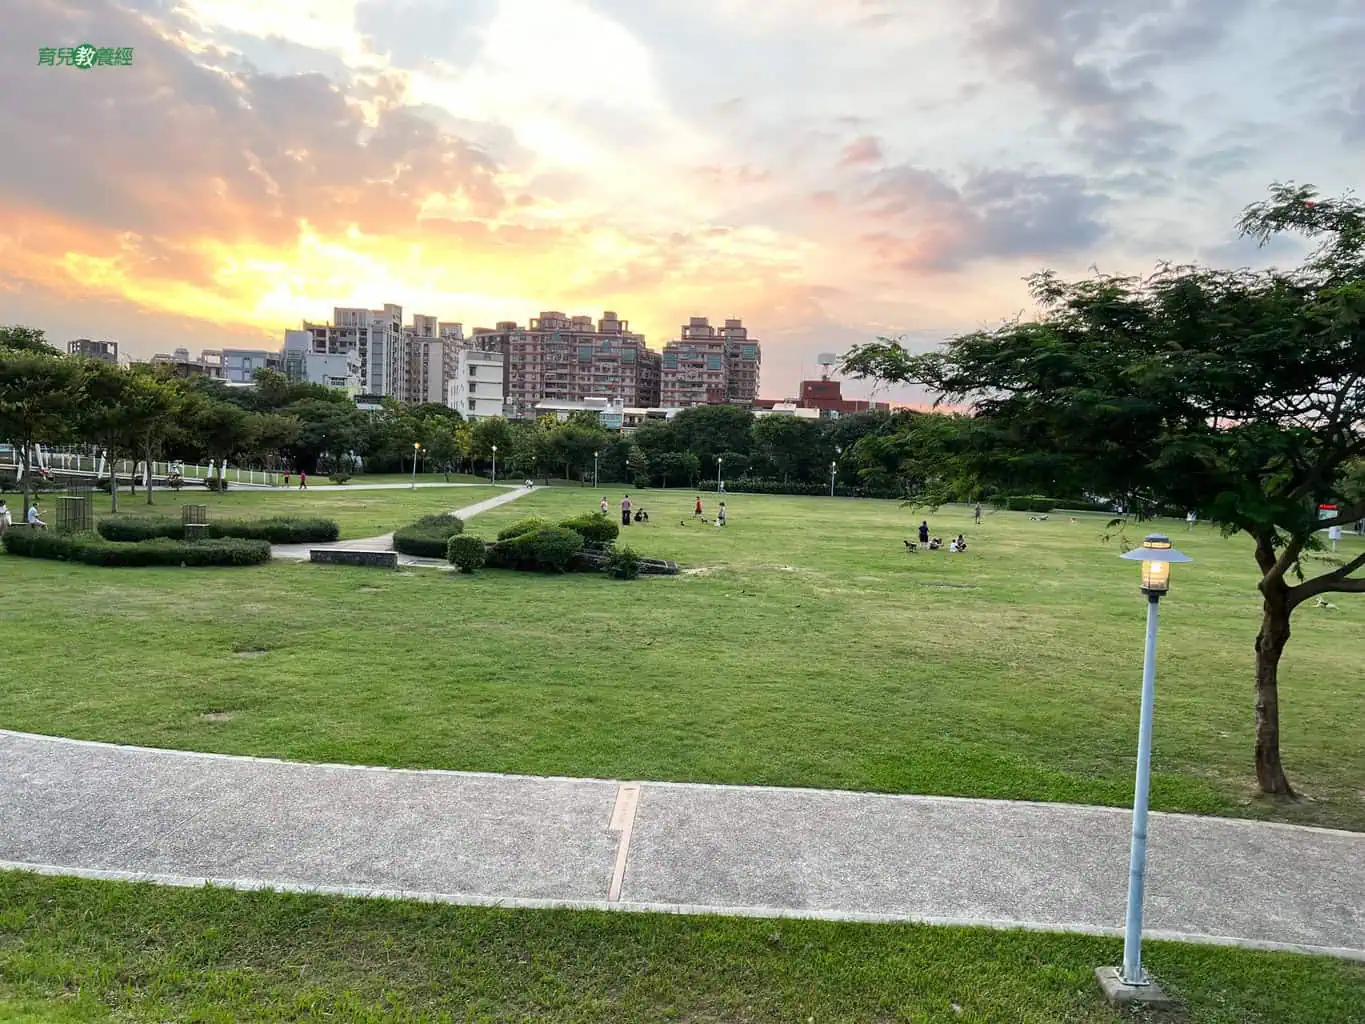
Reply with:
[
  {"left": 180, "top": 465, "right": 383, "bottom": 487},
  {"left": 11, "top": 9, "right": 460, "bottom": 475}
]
[
  {"left": 951, "top": 534, "right": 968, "bottom": 553},
  {"left": 634, "top": 507, "right": 649, "bottom": 523},
  {"left": 928, "top": 537, "right": 942, "bottom": 551}
]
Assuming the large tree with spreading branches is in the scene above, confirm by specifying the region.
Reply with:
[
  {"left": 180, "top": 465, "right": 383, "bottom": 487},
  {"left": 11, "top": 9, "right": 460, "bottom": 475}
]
[{"left": 843, "top": 183, "right": 1364, "bottom": 797}]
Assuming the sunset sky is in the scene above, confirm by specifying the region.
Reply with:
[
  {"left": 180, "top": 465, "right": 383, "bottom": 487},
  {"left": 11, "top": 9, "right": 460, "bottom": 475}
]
[{"left": 2, "top": 0, "right": 1362, "bottom": 400}]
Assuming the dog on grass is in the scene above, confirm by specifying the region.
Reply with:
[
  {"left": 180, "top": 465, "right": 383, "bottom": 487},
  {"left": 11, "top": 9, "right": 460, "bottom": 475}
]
[
  {"left": 1315, "top": 597, "right": 1338, "bottom": 610},
  {"left": 904, "top": 540, "right": 918, "bottom": 552},
  {"left": 1029, "top": 514, "right": 1049, "bottom": 521}
]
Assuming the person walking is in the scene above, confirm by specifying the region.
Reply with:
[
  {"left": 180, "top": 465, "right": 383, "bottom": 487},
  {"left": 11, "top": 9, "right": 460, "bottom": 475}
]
[
  {"left": 0, "top": 500, "right": 10, "bottom": 537},
  {"left": 299, "top": 469, "right": 307, "bottom": 490},
  {"left": 600, "top": 496, "right": 609, "bottom": 515},
  {"left": 621, "top": 493, "right": 632, "bottom": 527},
  {"left": 716, "top": 501, "right": 727, "bottom": 527},
  {"left": 283, "top": 471, "right": 291, "bottom": 488},
  {"left": 694, "top": 495, "right": 704, "bottom": 518},
  {"left": 973, "top": 503, "right": 982, "bottom": 526},
  {"left": 918, "top": 520, "right": 930, "bottom": 545},
  {"left": 27, "top": 499, "right": 46, "bottom": 529}
]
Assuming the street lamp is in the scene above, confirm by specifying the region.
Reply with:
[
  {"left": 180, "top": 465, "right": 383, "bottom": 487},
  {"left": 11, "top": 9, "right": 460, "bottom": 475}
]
[
  {"left": 411, "top": 442, "right": 421, "bottom": 490},
  {"left": 830, "top": 446, "right": 842, "bottom": 498},
  {"left": 1097, "top": 533, "right": 1192, "bottom": 1010},
  {"left": 717, "top": 455, "right": 724, "bottom": 494},
  {"left": 491, "top": 445, "right": 498, "bottom": 484},
  {"left": 593, "top": 450, "right": 599, "bottom": 489}
]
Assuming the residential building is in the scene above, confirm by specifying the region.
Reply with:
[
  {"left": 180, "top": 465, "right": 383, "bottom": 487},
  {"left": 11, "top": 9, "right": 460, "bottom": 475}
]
[
  {"left": 283, "top": 329, "right": 360, "bottom": 394},
  {"left": 754, "top": 402, "right": 820, "bottom": 420},
  {"left": 485, "top": 311, "right": 660, "bottom": 419},
  {"left": 326, "top": 303, "right": 406, "bottom": 398},
  {"left": 659, "top": 316, "right": 760, "bottom": 407},
  {"left": 67, "top": 338, "right": 119, "bottom": 364},
  {"left": 446, "top": 349, "right": 506, "bottom": 420},
  {"left": 150, "top": 347, "right": 224, "bottom": 378},
  {"left": 220, "top": 348, "right": 281, "bottom": 384},
  {"left": 752, "top": 377, "right": 892, "bottom": 418}
]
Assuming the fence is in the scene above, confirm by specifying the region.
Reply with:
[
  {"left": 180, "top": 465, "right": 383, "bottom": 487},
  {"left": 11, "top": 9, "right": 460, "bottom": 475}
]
[{"left": 0, "top": 446, "right": 279, "bottom": 487}]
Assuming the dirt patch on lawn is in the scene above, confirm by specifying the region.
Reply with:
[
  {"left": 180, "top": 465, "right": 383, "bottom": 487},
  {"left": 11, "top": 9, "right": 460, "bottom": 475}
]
[{"left": 199, "top": 711, "right": 237, "bottom": 723}]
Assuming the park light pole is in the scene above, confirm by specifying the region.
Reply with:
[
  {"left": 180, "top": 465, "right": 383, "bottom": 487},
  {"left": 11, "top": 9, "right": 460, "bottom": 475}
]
[
  {"left": 491, "top": 445, "right": 497, "bottom": 484},
  {"left": 1097, "top": 533, "right": 1192, "bottom": 1010},
  {"left": 411, "top": 442, "right": 421, "bottom": 490},
  {"left": 594, "top": 450, "right": 599, "bottom": 489},
  {"left": 830, "top": 446, "right": 841, "bottom": 497},
  {"left": 717, "top": 455, "right": 724, "bottom": 494}
]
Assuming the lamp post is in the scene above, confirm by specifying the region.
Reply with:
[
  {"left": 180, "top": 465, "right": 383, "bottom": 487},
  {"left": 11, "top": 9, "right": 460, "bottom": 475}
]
[
  {"left": 717, "top": 455, "right": 724, "bottom": 494},
  {"left": 1097, "top": 533, "right": 1192, "bottom": 1010},
  {"left": 491, "top": 445, "right": 498, "bottom": 484},
  {"left": 830, "top": 446, "right": 841, "bottom": 498},
  {"left": 411, "top": 442, "right": 421, "bottom": 490},
  {"left": 593, "top": 450, "right": 599, "bottom": 489}
]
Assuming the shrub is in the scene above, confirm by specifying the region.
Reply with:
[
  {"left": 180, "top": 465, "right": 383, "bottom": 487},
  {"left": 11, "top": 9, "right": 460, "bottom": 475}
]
[
  {"left": 3, "top": 530, "right": 271, "bottom": 567},
  {"left": 559, "top": 512, "right": 619, "bottom": 548},
  {"left": 446, "top": 534, "right": 487, "bottom": 573},
  {"left": 496, "top": 517, "right": 549, "bottom": 542},
  {"left": 692, "top": 477, "right": 906, "bottom": 499},
  {"left": 486, "top": 526, "right": 583, "bottom": 573},
  {"left": 97, "top": 516, "right": 339, "bottom": 544},
  {"left": 392, "top": 513, "right": 465, "bottom": 558},
  {"left": 604, "top": 546, "right": 641, "bottom": 580},
  {"left": 1002, "top": 495, "right": 1054, "bottom": 513},
  {"left": 329, "top": 473, "right": 352, "bottom": 485},
  {"left": 203, "top": 478, "right": 230, "bottom": 492}
]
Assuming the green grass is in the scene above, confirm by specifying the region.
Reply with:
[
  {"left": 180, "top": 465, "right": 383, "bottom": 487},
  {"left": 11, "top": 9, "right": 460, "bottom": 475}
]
[
  {"left": 4, "top": 486, "right": 507, "bottom": 540},
  {"left": 1, "top": 489, "right": 1362, "bottom": 829},
  {"left": 2, "top": 872, "right": 1363, "bottom": 1023}
]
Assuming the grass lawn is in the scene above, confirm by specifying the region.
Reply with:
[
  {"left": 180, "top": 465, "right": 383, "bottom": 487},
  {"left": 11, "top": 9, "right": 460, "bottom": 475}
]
[
  {"left": 2, "top": 872, "right": 1363, "bottom": 1023},
  {"left": 1, "top": 489, "right": 1362, "bottom": 829},
  {"left": 2, "top": 486, "right": 507, "bottom": 540}
]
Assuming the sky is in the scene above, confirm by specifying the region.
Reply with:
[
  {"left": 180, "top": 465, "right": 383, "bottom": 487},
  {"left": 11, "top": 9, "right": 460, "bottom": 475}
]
[{"left": 2, "top": 0, "right": 1362, "bottom": 402}]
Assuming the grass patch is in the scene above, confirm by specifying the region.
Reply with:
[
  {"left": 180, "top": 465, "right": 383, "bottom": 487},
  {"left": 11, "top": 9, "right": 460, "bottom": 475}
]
[
  {"left": 1, "top": 872, "right": 1363, "bottom": 1023},
  {"left": 1, "top": 490, "right": 1362, "bottom": 829}
]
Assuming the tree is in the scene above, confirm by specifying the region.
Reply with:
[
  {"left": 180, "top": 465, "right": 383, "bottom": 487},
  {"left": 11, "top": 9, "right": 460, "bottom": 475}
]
[
  {"left": 0, "top": 325, "right": 60, "bottom": 356},
  {"left": 843, "top": 182, "right": 1365, "bottom": 797},
  {"left": 670, "top": 405, "right": 753, "bottom": 475},
  {"left": 426, "top": 418, "right": 465, "bottom": 481},
  {"left": 752, "top": 415, "right": 823, "bottom": 484},
  {"left": 470, "top": 417, "right": 515, "bottom": 475},
  {"left": 285, "top": 397, "right": 364, "bottom": 473},
  {"left": 626, "top": 444, "right": 649, "bottom": 485},
  {"left": 78, "top": 361, "right": 140, "bottom": 512},
  {"left": 123, "top": 371, "right": 183, "bottom": 505},
  {"left": 0, "top": 351, "right": 84, "bottom": 514}
]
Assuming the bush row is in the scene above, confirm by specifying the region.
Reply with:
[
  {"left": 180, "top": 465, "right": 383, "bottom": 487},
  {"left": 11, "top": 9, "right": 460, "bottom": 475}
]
[
  {"left": 995, "top": 495, "right": 1115, "bottom": 514},
  {"left": 693, "top": 477, "right": 905, "bottom": 499},
  {"left": 97, "top": 516, "right": 339, "bottom": 544},
  {"left": 3, "top": 531, "right": 271, "bottom": 567},
  {"left": 485, "top": 526, "right": 583, "bottom": 573},
  {"left": 392, "top": 513, "right": 465, "bottom": 558}
]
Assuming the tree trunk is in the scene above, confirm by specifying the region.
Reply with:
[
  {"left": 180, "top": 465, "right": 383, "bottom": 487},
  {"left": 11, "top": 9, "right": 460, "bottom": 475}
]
[
  {"left": 1254, "top": 597, "right": 1295, "bottom": 796},
  {"left": 144, "top": 442, "right": 155, "bottom": 505},
  {"left": 108, "top": 447, "right": 119, "bottom": 514},
  {"left": 19, "top": 443, "right": 33, "bottom": 524}
]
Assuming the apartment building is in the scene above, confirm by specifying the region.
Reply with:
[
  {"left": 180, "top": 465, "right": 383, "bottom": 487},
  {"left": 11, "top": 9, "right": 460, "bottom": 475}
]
[
  {"left": 327, "top": 303, "right": 405, "bottom": 398},
  {"left": 446, "top": 349, "right": 506, "bottom": 420},
  {"left": 480, "top": 311, "right": 660, "bottom": 419},
  {"left": 403, "top": 313, "right": 445, "bottom": 405},
  {"left": 150, "top": 347, "right": 224, "bottom": 378},
  {"left": 67, "top": 338, "right": 119, "bottom": 364},
  {"left": 283, "top": 329, "right": 361, "bottom": 394},
  {"left": 220, "top": 348, "right": 282, "bottom": 384},
  {"left": 659, "top": 317, "right": 760, "bottom": 408}
]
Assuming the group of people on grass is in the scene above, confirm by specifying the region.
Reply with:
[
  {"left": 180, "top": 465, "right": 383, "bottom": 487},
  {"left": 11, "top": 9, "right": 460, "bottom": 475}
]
[
  {"left": 918, "top": 520, "right": 969, "bottom": 553},
  {"left": 598, "top": 494, "right": 728, "bottom": 528},
  {"left": 281, "top": 470, "right": 308, "bottom": 489},
  {"left": 0, "top": 498, "right": 46, "bottom": 534}
]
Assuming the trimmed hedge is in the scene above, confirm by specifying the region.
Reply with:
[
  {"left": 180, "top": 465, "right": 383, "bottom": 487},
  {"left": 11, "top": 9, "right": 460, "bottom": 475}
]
[
  {"left": 3, "top": 530, "right": 271, "bottom": 567},
  {"left": 97, "top": 516, "right": 339, "bottom": 544},
  {"left": 485, "top": 526, "right": 583, "bottom": 573},
  {"left": 604, "top": 546, "right": 642, "bottom": 580},
  {"left": 392, "top": 513, "right": 465, "bottom": 558},
  {"left": 695, "top": 477, "right": 905, "bottom": 499},
  {"left": 559, "top": 512, "right": 619, "bottom": 548},
  {"left": 446, "top": 534, "right": 487, "bottom": 573},
  {"left": 496, "top": 517, "right": 549, "bottom": 542}
]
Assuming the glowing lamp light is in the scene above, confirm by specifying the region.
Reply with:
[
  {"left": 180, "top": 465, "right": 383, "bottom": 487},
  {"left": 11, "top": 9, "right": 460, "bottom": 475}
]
[{"left": 1119, "top": 533, "right": 1192, "bottom": 597}]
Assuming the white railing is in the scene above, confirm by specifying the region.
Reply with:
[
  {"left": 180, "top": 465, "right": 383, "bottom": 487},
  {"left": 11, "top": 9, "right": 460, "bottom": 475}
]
[{"left": 0, "top": 445, "right": 280, "bottom": 487}]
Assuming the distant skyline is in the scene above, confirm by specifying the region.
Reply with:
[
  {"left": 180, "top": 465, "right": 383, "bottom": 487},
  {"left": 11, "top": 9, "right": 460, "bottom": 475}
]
[{"left": 2, "top": 0, "right": 1362, "bottom": 402}]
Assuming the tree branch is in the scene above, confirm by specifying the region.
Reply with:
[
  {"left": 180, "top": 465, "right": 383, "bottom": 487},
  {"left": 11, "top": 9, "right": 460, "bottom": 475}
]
[{"left": 1289, "top": 549, "right": 1365, "bottom": 605}]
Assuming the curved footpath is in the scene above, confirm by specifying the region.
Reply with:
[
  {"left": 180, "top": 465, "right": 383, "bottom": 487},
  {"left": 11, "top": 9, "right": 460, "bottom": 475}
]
[
  {"left": 271, "top": 485, "right": 534, "bottom": 565},
  {"left": 2, "top": 729, "right": 1362, "bottom": 960}
]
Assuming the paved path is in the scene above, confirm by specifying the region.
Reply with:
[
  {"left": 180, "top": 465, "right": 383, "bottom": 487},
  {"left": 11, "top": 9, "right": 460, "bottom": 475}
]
[
  {"left": 2, "top": 730, "right": 1362, "bottom": 959},
  {"left": 270, "top": 481, "right": 516, "bottom": 492},
  {"left": 272, "top": 486, "right": 534, "bottom": 565}
]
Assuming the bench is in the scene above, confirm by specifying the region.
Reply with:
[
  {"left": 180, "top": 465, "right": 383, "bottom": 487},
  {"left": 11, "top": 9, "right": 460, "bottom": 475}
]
[{"left": 309, "top": 548, "right": 398, "bottom": 569}]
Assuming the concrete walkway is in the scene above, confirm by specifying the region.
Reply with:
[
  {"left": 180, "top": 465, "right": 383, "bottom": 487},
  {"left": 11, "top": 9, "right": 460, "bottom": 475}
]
[
  {"left": 271, "top": 481, "right": 517, "bottom": 493},
  {"left": 272, "top": 486, "right": 534, "bottom": 565},
  {"left": 2, "top": 730, "right": 1362, "bottom": 959}
]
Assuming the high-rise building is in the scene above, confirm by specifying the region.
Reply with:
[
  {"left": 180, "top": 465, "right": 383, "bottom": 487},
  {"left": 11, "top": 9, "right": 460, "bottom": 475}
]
[
  {"left": 283, "top": 329, "right": 360, "bottom": 394},
  {"left": 67, "top": 338, "right": 119, "bottom": 364},
  {"left": 446, "top": 349, "right": 506, "bottom": 420},
  {"left": 403, "top": 314, "right": 444, "bottom": 405},
  {"left": 327, "top": 303, "right": 405, "bottom": 398},
  {"left": 478, "top": 311, "right": 659, "bottom": 420},
  {"left": 660, "top": 316, "right": 760, "bottom": 407}
]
